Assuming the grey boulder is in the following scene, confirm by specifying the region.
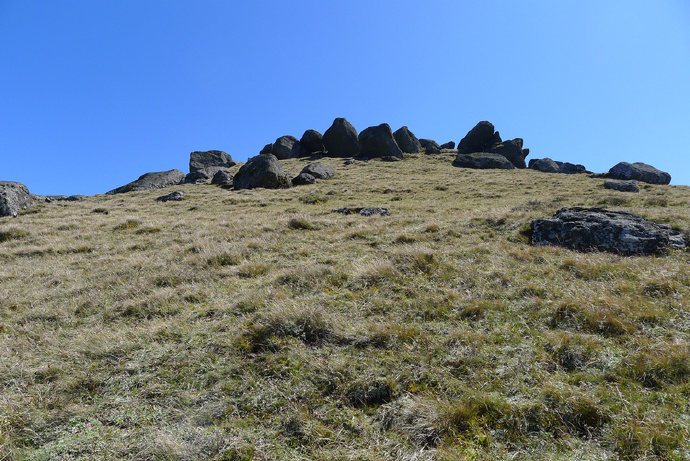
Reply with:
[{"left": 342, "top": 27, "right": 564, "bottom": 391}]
[
  {"left": 292, "top": 173, "right": 316, "bottom": 186},
  {"left": 323, "top": 118, "right": 361, "bottom": 158},
  {"left": 531, "top": 207, "right": 685, "bottom": 255},
  {"left": 107, "top": 170, "right": 186, "bottom": 195},
  {"left": 300, "top": 130, "right": 325, "bottom": 155},
  {"left": 272, "top": 136, "right": 302, "bottom": 159},
  {"left": 419, "top": 139, "right": 440, "bottom": 150},
  {"left": 393, "top": 126, "right": 422, "bottom": 153},
  {"left": 233, "top": 154, "right": 292, "bottom": 190},
  {"left": 557, "top": 162, "right": 587, "bottom": 174},
  {"left": 452, "top": 153, "right": 515, "bottom": 170},
  {"left": 440, "top": 141, "right": 456, "bottom": 149},
  {"left": 488, "top": 138, "right": 527, "bottom": 169},
  {"left": 211, "top": 169, "right": 235, "bottom": 188},
  {"left": 604, "top": 180, "right": 639, "bottom": 193},
  {"left": 608, "top": 162, "right": 671, "bottom": 185},
  {"left": 358, "top": 123, "right": 403, "bottom": 158},
  {"left": 530, "top": 158, "right": 561, "bottom": 173},
  {"left": 301, "top": 163, "right": 335, "bottom": 180},
  {"left": 0, "top": 181, "right": 34, "bottom": 218},
  {"left": 157, "top": 191, "right": 186, "bottom": 202},
  {"left": 190, "top": 150, "right": 235, "bottom": 174}
]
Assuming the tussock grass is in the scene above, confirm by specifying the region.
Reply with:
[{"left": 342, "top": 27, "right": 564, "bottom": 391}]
[{"left": 0, "top": 154, "right": 689, "bottom": 459}]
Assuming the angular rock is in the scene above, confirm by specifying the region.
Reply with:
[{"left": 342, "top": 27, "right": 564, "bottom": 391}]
[
  {"left": 457, "top": 121, "right": 496, "bottom": 155},
  {"left": 301, "top": 163, "right": 335, "bottom": 180},
  {"left": 452, "top": 153, "right": 515, "bottom": 170},
  {"left": 424, "top": 144, "right": 441, "bottom": 155},
  {"left": 531, "top": 207, "right": 685, "bottom": 255},
  {"left": 67, "top": 195, "right": 86, "bottom": 202},
  {"left": 292, "top": 173, "right": 316, "bottom": 186},
  {"left": 106, "top": 170, "right": 185, "bottom": 195},
  {"left": 0, "top": 181, "right": 34, "bottom": 217},
  {"left": 530, "top": 158, "right": 561, "bottom": 173},
  {"left": 358, "top": 123, "right": 403, "bottom": 159},
  {"left": 608, "top": 162, "right": 671, "bottom": 185},
  {"left": 272, "top": 135, "right": 302, "bottom": 160},
  {"left": 157, "top": 191, "right": 186, "bottom": 202},
  {"left": 300, "top": 130, "right": 325, "bottom": 155},
  {"left": 211, "top": 169, "right": 235, "bottom": 188},
  {"left": 233, "top": 154, "right": 292, "bottom": 190},
  {"left": 604, "top": 180, "right": 639, "bottom": 193},
  {"left": 393, "top": 126, "right": 422, "bottom": 153},
  {"left": 488, "top": 138, "right": 527, "bottom": 168},
  {"left": 189, "top": 150, "right": 235, "bottom": 174},
  {"left": 260, "top": 143, "right": 273, "bottom": 155},
  {"left": 419, "top": 139, "right": 440, "bottom": 150},
  {"left": 557, "top": 162, "right": 587, "bottom": 174},
  {"left": 440, "top": 141, "right": 456, "bottom": 149},
  {"left": 323, "top": 118, "right": 361, "bottom": 158}
]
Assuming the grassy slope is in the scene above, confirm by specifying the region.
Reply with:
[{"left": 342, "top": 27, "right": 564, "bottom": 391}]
[{"left": 1, "top": 152, "right": 689, "bottom": 460}]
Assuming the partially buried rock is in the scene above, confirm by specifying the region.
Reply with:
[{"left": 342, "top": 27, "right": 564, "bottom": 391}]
[
  {"left": 358, "top": 123, "right": 403, "bottom": 158},
  {"left": 608, "top": 162, "right": 671, "bottom": 185},
  {"left": 530, "top": 158, "right": 561, "bottom": 173},
  {"left": 0, "top": 181, "right": 34, "bottom": 217},
  {"left": 530, "top": 207, "right": 685, "bottom": 255},
  {"left": 211, "top": 170, "right": 234, "bottom": 188},
  {"left": 157, "top": 191, "right": 186, "bottom": 202},
  {"left": 323, "top": 118, "right": 361, "bottom": 158},
  {"left": 292, "top": 173, "right": 316, "bottom": 186},
  {"left": 301, "top": 163, "right": 334, "bottom": 180},
  {"left": 557, "top": 162, "right": 587, "bottom": 175},
  {"left": 107, "top": 170, "right": 186, "bottom": 195},
  {"left": 604, "top": 180, "right": 639, "bottom": 193},
  {"left": 393, "top": 126, "right": 422, "bottom": 153},
  {"left": 233, "top": 154, "right": 292, "bottom": 190},
  {"left": 452, "top": 153, "right": 515, "bottom": 170},
  {"left": 272, "top": 136, "right": 302, "bottom": 159},
  {"left": 424, "top": 144, "right": 441, "bottom": 155}
]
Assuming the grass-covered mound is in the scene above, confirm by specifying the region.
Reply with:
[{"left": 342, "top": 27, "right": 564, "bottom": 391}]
[{"left": 1, "top": 152, "right": 689, "bottom": 460}]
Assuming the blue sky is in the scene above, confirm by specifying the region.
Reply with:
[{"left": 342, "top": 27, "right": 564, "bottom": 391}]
[{"left": 2, "top": 1, "right": 689, "bottom": 195}]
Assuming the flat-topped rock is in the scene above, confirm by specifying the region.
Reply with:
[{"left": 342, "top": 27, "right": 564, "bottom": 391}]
[
  {"left": 107, "top": 170, "right": 186, "bottom": 195},
  {"left": 190, "top": 150, "right": 235, "bottom": 174},
  {"left": 233, "top": 154, "right": 292, "bottom": 190},
  {"left": 452, "top": 153, "right": 515, "bottom": 170},
  {"left": 608, "top": 162, "right": 671, "bottom": 185}
]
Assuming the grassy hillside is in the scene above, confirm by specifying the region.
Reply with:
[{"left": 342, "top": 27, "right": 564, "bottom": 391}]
[{"left": 1, "top": 152, "right": 689, "bottom": 460}]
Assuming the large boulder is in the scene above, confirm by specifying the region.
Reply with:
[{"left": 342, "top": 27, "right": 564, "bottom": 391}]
[
  {"left": 292, "top": 173, "right": 316, "bottom": 186},
  {"left": 393, "top": 126, "right": 422, "bottom": 153},
  {"left": 452, "top": 153, "right": 515, "bottom": 170},
  {"left": 530, "top": 158, "right": 561, "bottom": 173},
  {"left": 440, "top": 141, "right": 456, "bottom": 149},
  {"left": 107, "top": 170, "right": 185, "bottom": 195},
  {"left": 488, "top": 138, "right": 527, "bottom": 169},
  {"left": 189, "top": 150, "right": 235, "bottom": 174},
  {"left": 557, "top": 162, "right": 587, "bottom": 174},
  {"left": 300, "top": 130, "right": 325, "bottom": 155},
  {"left": 608, "top": 162, "right": 671, "bottom": 185},
  {"left": 301, "top": 163, "right": 335, "bottom": 180},
  {"left": 211, "top": 169, "right": 234, "bottom": 188},
  {"left": 358, "top": 123, "right": 403, "bottom": 158},
  {"left": 272, "top": 136, "right": 302, "bottom": 160},
  {"left": 233, "top": 154, "right": 292, "bottom": 190},
  {"left": 323, "top": 118, "right": 361, "bottom": 158},
  {"left": 0, "top": 181, "right": 34, "bottom": 218},
  {"left": 457, "top": 121, "right": 496, "bottom": 155},
  {"left": 531, "top": 207, "right": 685, "bottom": 255}
]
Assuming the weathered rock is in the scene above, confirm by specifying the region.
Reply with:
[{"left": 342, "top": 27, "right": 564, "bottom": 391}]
[
  {"left": 419, "top": 139, "right": 440, "bottom": 150},
  {"left": 185, "top": 167, "right": 227, "bottom": 184},
  {"left": 344, "top": 158, "right": 356, "bottom": 165},
  {"left": 0, "top": 181, "right": 34, "bottom": 217},
  {"left": 531, "top": 207, "right": 685, "bottom": 255},
  {"left": 457, "top": 121, "right": 496, "bottom": 155},
  {"left": 452, "top": 153, "right": 515, "bottom": 170},
  {"left": 488, "top": 138, "right": 527, "bottom": 168},
  {"left": 233, "top": 154, "right": 292, "bottom": 190},
  {"left": 608, "top": 162, "right": 671, "bottom": 185},
  {"left": 440, "top": 141, "right": 456, "bottom": 149},
  {"left": 292, "top": 173, "right": 316, "bottom": 186},
  {"left": 67, "top": 195, "right": 86, "bottom": 202},
  {"left": 380, "top": 156, "right": 402, "bottom": 162},
  {"left": 530, "top": 158, "right": 561, "bottom": 173},
  {"left": 358, "top": 123, "right": 403, "bottom": 158},
  {"left": 424, "top": 144, "right": 442, "bottom": 155},
  {"left": 189, "top": 150, "right": 235, "bottom": 174},
  {"left": 106, "top": 170, "right": 185, "bottom": 195},
  {"left": 393, "top": 126, "right": 422, "bottom": 153},
  {"left": 300, "top": 130, "right": 325, "bottom": 154},
  {"left": 301, "top": 163, "right": 334, "bottom": 180},
  {"left": 211, "top": 169, "right": 235, "bottom": 188},
  {"left": 323, "top": 118, "right": 361, "bottom": 158},
  {"left": 272, "top": 136, "right": 302, "bottom": 159},
  {"left": 604, "top": 180, "right": 639, "bottom": 193},
  {"left": 332, "top": 207, "right": 389, "bottom": 216},
  {"left": 557, "top": 162, "right": 587, "bottom": 174},
  {"left": 157, "top": 191, "right": 186, "bottom": 202},
  {"left": 260, "top": 143, "right": 273, "bottom": 155}
]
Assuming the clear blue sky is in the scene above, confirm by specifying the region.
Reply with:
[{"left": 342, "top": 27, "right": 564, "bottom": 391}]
[{"left": 2, "top": 1, "right": 689, "bottom": 195}]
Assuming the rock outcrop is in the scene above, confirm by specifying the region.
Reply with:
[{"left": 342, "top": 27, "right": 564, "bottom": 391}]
[
  {"left": 300, "top": 130, "right": 325, "bottom": 155},
  {"left": 292, "top": 173, "right": 316, "bottom": 186},
  {"left": 233, "top": 154, "right": 292, "bottom": 190},
  {"left": 272, "top": 136, "right": 302, "bottom": 160},
  {"left": 608, "top": 162, "right": 671, "bottom": 185},
  {"left": 452, "top": 153, "right": 515, "bottom": 170},
  {"left": 393, "top": 127, "right": 422, "bottom": 153},
  {"left": 0, "top": 181, "right": 34, "bottom": 218},
  {"left": 531, "top": 207, "right": 685, "bottom": 255},
  {"left": 458, "top": 121, "right": 529, "bottom": 168},
  {"left": 358, "top": 124, "right": 403, "bottom": 159},
  {"left": 323, "top": 118, "right": 361, "bottom": 158},
  {"left": 107, "top": 170, "right": 185, "bottom": 195}
]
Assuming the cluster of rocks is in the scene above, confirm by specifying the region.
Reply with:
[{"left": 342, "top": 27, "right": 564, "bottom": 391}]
[{"left": 452, "top": 121, "right": 530, "bottom": 169}]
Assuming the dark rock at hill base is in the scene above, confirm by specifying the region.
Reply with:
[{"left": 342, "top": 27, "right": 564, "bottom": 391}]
[
  {"left": 323, "top": 118, "right": 361, "bottom": 158},
  {"left": 358, "top": 123, "right": 403, "bottom": 159},
  {"left": 440, "top": 141, "right": 455, "bottom": 149},
  {"left": 393, "top": 126, "right": 422, "bottom": 153},
  {"left": 189, "top": 150, "right": 235, "bottom": 174},
  {"left": 457, "top": 121, "right": 495, "bottom": 155},
  {"left": 452, "top": 153, "right": 515, "bottom": 170},
  {"left": 530, "top": 158, "right": 561, "bottom": 173},
  {"left": 272, "top": 136, "right": 303, "bottom": 159},
  {"left": 0, "top": 181, "right": 34, "bottom": 217},
  {"left": 106, "top": 170, "right": 185, "bottom": 195},
  {"left": 293, "top": 173, "right": 316, "bottom": 186},
  {"left": 608, "top": 162, "right": 671, "bottom": 185},
  {"left": 211, "top": 170, "right": 235, "bottom": 188},
  {"left": 301, "top": 163, "right": 335, "bottom": 180},
  {"left": 157, "top": 191, "right": 186, "bottom": 202},
  {"left": 604, "top": 180, "right": 640, "bottom": 193},
  {"left": 531, "top": 207, "right": 685, "bottom": 255},
  {"left": 300, "top": 130, "right": 325, "bottom": 155},
  {"left": 233, "top": 154, "right": 292, "bottom": 190}
]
